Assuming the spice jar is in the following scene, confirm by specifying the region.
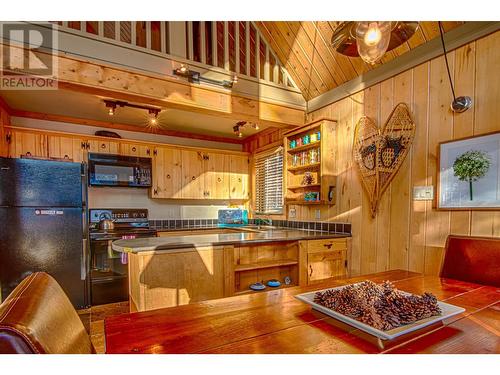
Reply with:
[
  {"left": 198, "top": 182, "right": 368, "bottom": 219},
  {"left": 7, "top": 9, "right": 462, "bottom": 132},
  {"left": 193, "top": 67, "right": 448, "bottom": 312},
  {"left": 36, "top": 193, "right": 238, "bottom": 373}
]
[
  {"left": 303, "top": 134, "right": 310, "bottom": 145},
  {"left": 311, "top": 133, "right": 318, "bottom": 143},
  {"left": 296, "top": 137, "right": 303, "bottom": 147},
  {"left": 290, "top": 139, "right": 296, "bottom": 149}
]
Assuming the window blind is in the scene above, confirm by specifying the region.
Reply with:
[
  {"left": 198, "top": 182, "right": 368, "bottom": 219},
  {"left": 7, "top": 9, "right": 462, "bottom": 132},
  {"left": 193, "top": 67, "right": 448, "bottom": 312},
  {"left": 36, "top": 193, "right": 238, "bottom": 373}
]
[{"left": 255, "top": 147, "right": 284, "bottom": 214}]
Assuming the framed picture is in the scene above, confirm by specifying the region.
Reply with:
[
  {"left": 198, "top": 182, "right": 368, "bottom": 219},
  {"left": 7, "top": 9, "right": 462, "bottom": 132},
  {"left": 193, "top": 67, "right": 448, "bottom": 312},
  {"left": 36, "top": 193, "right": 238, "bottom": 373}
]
[{"left": 438, "top": 131, "right": 500, "bottom": 209}]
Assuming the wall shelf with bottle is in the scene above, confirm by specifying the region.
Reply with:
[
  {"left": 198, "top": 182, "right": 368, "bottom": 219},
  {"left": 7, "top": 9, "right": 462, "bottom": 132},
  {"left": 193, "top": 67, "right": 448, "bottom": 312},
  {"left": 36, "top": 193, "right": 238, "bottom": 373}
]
[{"left": 283, "top": 118, "right": 337, "bottom": 206}]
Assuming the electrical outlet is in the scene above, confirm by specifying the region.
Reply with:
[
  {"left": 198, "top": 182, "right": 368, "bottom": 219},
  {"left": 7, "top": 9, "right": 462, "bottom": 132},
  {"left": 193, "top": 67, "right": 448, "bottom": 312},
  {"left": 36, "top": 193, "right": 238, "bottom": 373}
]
[
  {"left": 315, "top": 209, "right": 321, "bottom": 220},
  {"left": 413, "top": 186, "right": 434, "bottom": 201},
  {"left": 289, "top": 208, "right": 296, "bottom": 218}
]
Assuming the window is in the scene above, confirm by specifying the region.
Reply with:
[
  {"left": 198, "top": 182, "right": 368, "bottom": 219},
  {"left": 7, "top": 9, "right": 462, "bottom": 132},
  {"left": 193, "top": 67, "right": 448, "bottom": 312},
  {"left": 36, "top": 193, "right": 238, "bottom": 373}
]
[{"left": 255, "top": 147, "right": 284, "bottom": 214}]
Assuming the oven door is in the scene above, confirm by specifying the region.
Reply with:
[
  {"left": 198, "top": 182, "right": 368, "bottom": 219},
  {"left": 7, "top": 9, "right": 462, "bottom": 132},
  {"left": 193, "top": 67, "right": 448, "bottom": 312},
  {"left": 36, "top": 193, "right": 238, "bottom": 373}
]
[{"left": 88, "top": 153, "right": 152, "bottom": 188}]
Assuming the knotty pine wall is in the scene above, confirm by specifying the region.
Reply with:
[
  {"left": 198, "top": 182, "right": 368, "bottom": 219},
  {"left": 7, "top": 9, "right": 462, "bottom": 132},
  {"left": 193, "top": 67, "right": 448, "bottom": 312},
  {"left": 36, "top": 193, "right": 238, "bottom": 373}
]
[{"left": 246, "top": 30, "right": 500, "bottom": 277}]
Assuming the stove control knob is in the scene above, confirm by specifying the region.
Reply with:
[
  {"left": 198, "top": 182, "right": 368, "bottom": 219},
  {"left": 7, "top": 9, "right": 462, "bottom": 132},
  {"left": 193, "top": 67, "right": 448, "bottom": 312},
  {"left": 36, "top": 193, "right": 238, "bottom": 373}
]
[{"left": 132, "top": 212, "right": 138, "bottom": 218}]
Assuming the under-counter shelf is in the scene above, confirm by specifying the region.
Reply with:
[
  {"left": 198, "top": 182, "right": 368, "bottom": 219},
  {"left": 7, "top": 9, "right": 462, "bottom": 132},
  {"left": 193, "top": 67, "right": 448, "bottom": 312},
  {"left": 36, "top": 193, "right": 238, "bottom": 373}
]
[
  {"left": 285, "top": 200, "right": 330, "bottom": 205},
  {"left": 234, "top": 259, "right": 299, "bottom": 272},
  {"left": 233, "top": 284, "right": 296, "bottom": 296}
]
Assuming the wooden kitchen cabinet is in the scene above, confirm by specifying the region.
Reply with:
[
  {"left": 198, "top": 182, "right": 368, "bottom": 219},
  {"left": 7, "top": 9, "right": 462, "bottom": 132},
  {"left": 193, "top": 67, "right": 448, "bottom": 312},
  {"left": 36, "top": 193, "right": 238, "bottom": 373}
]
[
  {"left": 204, "top": 152, "right": 229, "bottom": 199},
  {"left": 7, "top": 129, "right": 48, "bottom": 158},
  {"left": 180, "top": 149, "right": 205, "bottom": 199},
  {"left": 128, "top": 246, "right": 232, "bottom": 312},
  {"left": 87, "top": 138, "right": 120, "bottom": 154},
  {"left": 229, "top": 155, "right": 249, "bottom": 199},
  {"left": 48, "top": 134, "right": 87, "bottom": 162},
  {"left": 151, "top": 146, "right": 182, "bottom": 198},
  {"left": 299, "top": 239, "right": 348, "bottom": 285},
  {"left": 120, "top": 142, "right": 152, "bottom": 157}
]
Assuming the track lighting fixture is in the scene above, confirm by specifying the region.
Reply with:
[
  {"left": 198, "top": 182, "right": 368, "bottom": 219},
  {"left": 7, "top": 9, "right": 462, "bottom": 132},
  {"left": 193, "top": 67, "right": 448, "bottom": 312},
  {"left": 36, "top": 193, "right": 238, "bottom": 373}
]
[
  {"left": 103, "top": 100, "right": 162, "bottom": 125},
  {"left": 173, "top": 64, "right": 238, "bottom": 89},
  {"left": 148, "top": 109, "right": 160, "bottom": 125},
  {"left": 233, "top": 120, "right": 260, "bottom": 137}
]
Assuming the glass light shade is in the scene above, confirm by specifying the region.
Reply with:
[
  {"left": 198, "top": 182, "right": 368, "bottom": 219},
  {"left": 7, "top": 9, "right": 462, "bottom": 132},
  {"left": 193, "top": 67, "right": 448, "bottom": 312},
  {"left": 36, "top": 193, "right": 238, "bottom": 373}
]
[{"left": 354, "top": 22, "right": 392, "bottom": 64}]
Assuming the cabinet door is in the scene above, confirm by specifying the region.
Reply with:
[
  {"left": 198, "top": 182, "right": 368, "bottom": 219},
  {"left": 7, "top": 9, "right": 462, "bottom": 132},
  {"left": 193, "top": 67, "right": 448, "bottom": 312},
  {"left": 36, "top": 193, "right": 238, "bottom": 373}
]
[
  {"left": 307, "top": 249, "right": 347, "bottom": 284},
  {"left": 204, "top": 152, "right": 229, "bottom": 199},
  {"left": 7, "top": 129, "right": 48, "bottom": 158},
  {"left": 181, "top": 149, "right": 204, "bottom": 199},
  {"left": 48, "top": 134, "right": 86, "bottom": 162},
  {"left": 120, "top": 142, "right": 151, "bottom": 157},
  {"left": 229, "top": 155, "right": 249, "bottom": 199},
  {"left": 87, "top": 139, "right": 119, "bottom": 154},
  {"left": 151, "top": 146, "right": 182, "bottom": 199}
]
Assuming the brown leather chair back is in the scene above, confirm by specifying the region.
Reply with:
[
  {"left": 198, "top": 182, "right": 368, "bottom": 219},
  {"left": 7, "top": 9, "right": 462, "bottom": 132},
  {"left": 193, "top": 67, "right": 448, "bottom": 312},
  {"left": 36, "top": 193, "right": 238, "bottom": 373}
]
[
  {"left": 0, "top": 272, "right": 95, "bottom": 354},
  {"left": 441, "top": 235, "right": 500, "bottom": 287}
]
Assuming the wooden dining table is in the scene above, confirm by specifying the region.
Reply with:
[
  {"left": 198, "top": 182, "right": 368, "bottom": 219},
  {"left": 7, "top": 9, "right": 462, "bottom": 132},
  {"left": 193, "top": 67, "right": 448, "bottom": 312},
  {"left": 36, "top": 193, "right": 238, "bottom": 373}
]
[{"left": 104, "top": 270, "right": 500, "bottom": 354}]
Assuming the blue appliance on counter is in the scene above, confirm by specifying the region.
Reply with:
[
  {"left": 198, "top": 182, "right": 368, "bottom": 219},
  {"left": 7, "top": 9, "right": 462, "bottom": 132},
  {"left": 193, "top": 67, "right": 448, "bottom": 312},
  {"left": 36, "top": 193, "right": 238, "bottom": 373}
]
[{"left": 217, "top": 209, "right": 248, "bottom": 227}]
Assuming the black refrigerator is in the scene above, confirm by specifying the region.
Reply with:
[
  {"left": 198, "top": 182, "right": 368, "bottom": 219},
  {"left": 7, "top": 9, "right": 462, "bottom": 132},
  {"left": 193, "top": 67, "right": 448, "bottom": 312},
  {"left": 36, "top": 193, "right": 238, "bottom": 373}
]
[{"left": 0, "top": 157, "right": 89, "bottom": 308}]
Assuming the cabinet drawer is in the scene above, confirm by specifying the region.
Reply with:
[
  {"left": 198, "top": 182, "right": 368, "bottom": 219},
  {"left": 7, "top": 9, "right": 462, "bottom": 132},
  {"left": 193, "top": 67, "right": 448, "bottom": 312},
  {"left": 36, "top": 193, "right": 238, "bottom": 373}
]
[
  {"left": 307, "top": 249, "right": 345, "bottom": 263},
  {"left": 307, "top": 238, "right": 347, "bottom": 254}
]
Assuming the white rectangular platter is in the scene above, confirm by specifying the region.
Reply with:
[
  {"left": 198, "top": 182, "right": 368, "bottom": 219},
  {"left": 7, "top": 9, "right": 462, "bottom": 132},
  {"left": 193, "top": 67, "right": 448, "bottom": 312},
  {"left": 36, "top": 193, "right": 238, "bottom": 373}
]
[{"left": 295, "top": 283, "right": 466, "bottom": 341}]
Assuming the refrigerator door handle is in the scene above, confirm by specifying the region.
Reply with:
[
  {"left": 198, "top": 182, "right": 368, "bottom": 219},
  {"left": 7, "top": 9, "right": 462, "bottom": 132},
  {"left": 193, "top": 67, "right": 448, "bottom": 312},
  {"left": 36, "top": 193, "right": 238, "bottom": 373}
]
[{"left": 81, "top": 238, "right": 88, "bottom": 281}]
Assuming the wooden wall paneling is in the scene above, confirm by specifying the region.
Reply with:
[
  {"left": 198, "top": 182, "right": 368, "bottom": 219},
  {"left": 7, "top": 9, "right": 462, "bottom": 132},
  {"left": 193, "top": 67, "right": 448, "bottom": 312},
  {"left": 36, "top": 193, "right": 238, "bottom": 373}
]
[
  {"left": 347, "top": 92, "right": 364, "bottom": 276},
  {"left": 258, "top": 22, "right": 319, "bottom": 99},
  {"left": 388, "top": 70, "right": 413, "bottom": 271},
  {"left": 274, "top": 22, "right": 328, "bottom": 94},
  {"left": 359, "top": 84, "right": 380, "bottom": 275},
  {"left": 375, "top": 78, "right": 394, "bottom": 273},
  {"left": 311, "top": 22, "right": 358, "bottom": 81},
  {"left": 449, "top": 42, "right": 476, "bottom": 236},
  {"left": 424, "top": 54, "right": 455, "bottom": 275},
  {"left": 285, "top": 22, "right": 340, "bottom": 90},
  {"left": 471, "top": 30, "right": 500, "bottom": 236},
  {"left": 120, "top": 142, "right": 151, "bottom": 157},
  {"left": 255, "top": 22, "right": 302, "bottom": 91},
  {"left": 408, "top": 62, "right": 430, "bottom": 273}
]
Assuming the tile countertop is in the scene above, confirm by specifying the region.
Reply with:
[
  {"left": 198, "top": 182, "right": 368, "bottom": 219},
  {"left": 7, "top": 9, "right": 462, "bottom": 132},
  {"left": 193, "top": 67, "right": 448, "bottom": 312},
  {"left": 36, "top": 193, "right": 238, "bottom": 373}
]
[{"left": 112, "top": 228, "right": 351, "bottom": 254}]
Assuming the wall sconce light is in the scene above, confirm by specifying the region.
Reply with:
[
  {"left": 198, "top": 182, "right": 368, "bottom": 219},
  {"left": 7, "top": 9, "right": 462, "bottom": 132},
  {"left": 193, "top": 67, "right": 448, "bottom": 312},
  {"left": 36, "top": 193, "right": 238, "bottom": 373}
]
[
  {"left": 173, "top": 64, "right": 238, "bottom": 89},
  {"left": 103, "top": 100, "right": 162, "bottom": 126}
]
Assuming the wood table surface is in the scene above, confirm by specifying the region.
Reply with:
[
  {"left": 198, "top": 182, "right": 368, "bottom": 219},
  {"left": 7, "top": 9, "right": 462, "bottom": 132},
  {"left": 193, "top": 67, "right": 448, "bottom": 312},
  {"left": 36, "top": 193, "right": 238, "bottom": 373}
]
[{"left": 104, "top": 270, "right": 500, "bottom": 354}]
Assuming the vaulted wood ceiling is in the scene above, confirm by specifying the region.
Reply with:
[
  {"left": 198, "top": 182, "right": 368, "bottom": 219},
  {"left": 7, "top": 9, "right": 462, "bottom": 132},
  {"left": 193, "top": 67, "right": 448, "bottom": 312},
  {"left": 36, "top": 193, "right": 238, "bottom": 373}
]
[{"left": 256, "top": 21, "right": 465, "bottom": 100}]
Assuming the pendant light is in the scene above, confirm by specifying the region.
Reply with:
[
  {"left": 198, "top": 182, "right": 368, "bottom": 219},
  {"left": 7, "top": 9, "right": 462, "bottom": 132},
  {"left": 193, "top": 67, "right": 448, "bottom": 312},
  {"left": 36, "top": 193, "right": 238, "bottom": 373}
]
[
  {"left": 354, "top": 22, "right": 392, "bottom": 64},
  {"left": 331, "top": 21, "right": 419, "bottom": 65}
]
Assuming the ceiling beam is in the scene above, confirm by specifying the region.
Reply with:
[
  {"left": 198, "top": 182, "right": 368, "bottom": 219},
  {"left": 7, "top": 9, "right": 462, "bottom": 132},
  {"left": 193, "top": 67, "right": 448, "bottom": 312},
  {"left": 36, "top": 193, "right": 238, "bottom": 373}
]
[
  {"left": 9, "top": 109, "right": 245, "bottom": 145},
  {"left": 307, "top": 21, "right": 500, "bottom": 112},
  {"left": 0, "top": 42, "right": 304, "bottom": 129}
]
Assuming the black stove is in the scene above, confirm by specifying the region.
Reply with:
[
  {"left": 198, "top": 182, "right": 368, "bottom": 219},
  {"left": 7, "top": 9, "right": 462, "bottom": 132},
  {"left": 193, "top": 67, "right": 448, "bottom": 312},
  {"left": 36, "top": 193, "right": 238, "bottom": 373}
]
[{"left": 89, "top": 208, "right": 157, "bottom": 305}]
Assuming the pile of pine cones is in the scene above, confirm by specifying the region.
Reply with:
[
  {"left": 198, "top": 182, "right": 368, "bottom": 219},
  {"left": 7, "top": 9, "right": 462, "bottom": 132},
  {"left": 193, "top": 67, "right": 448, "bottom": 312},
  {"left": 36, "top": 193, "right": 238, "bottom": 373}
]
[{"left": 313, "top": 280, "right": 442, "bottom": 331}]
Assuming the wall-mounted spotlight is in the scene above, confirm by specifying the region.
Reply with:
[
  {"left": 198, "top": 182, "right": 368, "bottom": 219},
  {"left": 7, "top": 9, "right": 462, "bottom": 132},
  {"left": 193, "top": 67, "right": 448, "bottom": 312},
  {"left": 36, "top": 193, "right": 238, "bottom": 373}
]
[
  {"left": 173, "top": 64, "right": 238, "bottom": 89},
  {"left": 103, "top": 100, "right": 162, "bottom": 126},
  {"left": 233, "top": 124, "right": 243, "bottom": 138}
]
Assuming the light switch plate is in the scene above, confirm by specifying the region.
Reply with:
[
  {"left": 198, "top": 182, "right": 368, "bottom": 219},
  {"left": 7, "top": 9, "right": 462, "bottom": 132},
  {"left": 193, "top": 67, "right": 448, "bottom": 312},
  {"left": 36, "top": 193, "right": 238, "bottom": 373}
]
[
  {"left": 289, "top": 208, "right": 296, "bottom": 218},
  {"left": 315, "top": 209, "right": 321, "bottom": 220},
  {"left": 413, "top": 186, "right": 434, "bottom": 201}
]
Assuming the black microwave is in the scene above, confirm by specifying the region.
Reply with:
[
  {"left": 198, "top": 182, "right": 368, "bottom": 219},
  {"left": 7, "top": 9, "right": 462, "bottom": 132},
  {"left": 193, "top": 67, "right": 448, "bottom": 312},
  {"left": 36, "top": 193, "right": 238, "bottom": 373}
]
[{"left": 88, "top": 153, "right": 152, "bottom": 187}]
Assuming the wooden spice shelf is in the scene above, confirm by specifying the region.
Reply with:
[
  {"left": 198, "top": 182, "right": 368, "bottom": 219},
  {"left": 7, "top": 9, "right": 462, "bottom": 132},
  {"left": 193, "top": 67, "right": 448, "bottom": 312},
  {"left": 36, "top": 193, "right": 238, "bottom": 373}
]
[
  {"left": 287, "top": 162, "right": 321, "bottom": 172},
  {"left": 287, "top": 183, "right": 321, "bottom": 190},
  {"left": 234, "top": 259, "right": 299, "bottom": 272},
  {"left": 234, "top": 284, "right": 296, "bottom": 296},
  {"left": 287, "top": 141, "right": 321, "bottom": 154}
]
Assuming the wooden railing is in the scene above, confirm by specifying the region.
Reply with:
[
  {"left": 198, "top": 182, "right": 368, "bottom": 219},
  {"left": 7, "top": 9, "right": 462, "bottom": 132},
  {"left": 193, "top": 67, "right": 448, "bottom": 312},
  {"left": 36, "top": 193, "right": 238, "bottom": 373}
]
[{"left": 51, "top": 21, "right": 298, "bottom": 90}]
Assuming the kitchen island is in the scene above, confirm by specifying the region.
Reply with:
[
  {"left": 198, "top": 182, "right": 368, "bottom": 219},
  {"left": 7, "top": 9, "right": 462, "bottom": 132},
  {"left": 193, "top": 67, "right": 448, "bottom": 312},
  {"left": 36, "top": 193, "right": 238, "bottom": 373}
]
[{"left": 112, "top": 227, "right": 350, "bottom": 312}]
